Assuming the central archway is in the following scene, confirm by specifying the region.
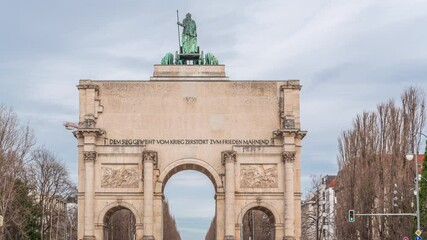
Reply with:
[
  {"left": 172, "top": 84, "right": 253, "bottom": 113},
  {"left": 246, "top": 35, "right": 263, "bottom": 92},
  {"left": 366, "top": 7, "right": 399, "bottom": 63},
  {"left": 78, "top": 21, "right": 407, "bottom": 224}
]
[
  {"left": 156, "top": 158, "right": 223, "bottom": 193},
  {"left": 155, "top": 158, "right": 224, "bottom": 240}
]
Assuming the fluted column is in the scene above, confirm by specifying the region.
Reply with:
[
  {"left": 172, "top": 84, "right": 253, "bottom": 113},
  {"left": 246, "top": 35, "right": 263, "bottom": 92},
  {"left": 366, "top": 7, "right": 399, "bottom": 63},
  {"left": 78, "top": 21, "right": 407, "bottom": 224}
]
[
  {"left": 222, "top": 150, "right": 236, "bottom": 240},
  {"left": 143, "top": 151, "right": 157, "bottom": 240},
  {"left": 83, "top": 151, "right": 96, "bottom": 240},
  {"left": 282, "top": 151, "right": 296, "bottom": 240}
]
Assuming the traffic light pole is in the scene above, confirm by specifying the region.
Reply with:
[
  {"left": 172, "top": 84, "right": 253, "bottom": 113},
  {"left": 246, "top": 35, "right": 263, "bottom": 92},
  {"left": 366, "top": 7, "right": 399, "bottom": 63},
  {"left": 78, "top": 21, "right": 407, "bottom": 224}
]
[{"left": 355, "top": 213, "right": 416, "bottom": 217}]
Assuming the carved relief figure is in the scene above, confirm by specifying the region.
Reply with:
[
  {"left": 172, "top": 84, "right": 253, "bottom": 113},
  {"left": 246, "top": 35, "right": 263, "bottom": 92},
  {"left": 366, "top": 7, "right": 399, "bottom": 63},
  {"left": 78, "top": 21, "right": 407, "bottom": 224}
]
[
  {"left": 240, "top": 164, "right": 278, "bottom": 188},
  {"left": 101, "top": 167, "right": 139, "bottom": 188}
]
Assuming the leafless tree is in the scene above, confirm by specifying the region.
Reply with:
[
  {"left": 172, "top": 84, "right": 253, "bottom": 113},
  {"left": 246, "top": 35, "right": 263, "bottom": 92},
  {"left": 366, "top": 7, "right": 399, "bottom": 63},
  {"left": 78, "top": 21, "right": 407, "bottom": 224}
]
[
  {"left": 0, "top": 105, "right": 35, "bottom": 239},
  {"left": 28, "top": 147, "right": 75, "bottom": 240},
  {"left": 163, "top": 200, "right": 181, "bottom": 240},
  {"left": 242, "top": 208, "right": 275, "bottom": 240},
  {"left": 107, "top": 209, "right": 136, "bottom": 240},
  {"left": 66, "top": 201, "right": 78, "bottom": 240},
  {"left": 335, "top": 87, "right": 425, "bottom": 239},
  {"left": 301, "top": 175, "right": 335, "bottom": 240},
  {"left": 205, "top": 216, "right": 216, "bottom": 240}
]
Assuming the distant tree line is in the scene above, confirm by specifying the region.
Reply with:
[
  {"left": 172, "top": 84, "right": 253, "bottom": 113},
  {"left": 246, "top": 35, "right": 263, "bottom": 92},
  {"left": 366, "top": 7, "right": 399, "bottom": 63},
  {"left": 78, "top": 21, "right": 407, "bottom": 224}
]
[
  {"left": 335, "top": 87, "right": 426, "bottom": 239},
  {"left": 0, "top": 105, "right": 77, "bottom": 240},
  {"left": 163, "top": 200, "right": 181, "bottom": 240}
]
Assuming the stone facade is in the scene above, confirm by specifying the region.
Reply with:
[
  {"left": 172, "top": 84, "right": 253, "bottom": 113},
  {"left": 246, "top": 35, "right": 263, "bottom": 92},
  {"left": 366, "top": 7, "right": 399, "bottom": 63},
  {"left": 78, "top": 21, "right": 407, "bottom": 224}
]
[{"left": 74, "top": 65, "right": 306, "bottom": 240}]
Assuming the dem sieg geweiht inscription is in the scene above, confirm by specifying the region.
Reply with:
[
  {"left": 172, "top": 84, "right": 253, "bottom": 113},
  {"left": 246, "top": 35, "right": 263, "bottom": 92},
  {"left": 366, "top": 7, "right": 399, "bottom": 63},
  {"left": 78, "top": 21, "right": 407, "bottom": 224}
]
[
  {"left": 105, "top": 138, "right": 271, "bottom": 145},
  {"left": 73, "top": 12, "right": 306, "bottom": 240}
]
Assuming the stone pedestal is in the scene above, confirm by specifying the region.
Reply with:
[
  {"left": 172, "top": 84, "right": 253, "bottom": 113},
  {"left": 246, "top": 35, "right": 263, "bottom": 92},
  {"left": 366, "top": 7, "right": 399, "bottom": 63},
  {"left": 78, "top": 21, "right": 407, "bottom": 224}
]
[{"left": 150, "top": 65, "right": 229, "bottom": 81}]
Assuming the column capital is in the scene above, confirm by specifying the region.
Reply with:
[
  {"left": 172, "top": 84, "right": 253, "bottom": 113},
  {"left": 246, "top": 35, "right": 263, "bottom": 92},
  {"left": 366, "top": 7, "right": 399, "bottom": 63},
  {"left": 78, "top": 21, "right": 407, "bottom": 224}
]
[
  {"left": 143, "top": 150, "right": 158, "bottom": 167},
  {"left": 83, "top": 151, "right": 97, "bottom": 163},
  {"left": 221, "top": 150, "right": 236, "bottom": 165},
  {"left": 281, "top": 151, "right": 296, "bottom": 163}
]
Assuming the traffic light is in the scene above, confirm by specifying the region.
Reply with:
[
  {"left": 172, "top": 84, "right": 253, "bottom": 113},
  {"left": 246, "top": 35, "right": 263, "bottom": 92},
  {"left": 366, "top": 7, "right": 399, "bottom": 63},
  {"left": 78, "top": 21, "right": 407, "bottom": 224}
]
[{"left": 348, "top": 210, "right": 355, "bottom": 222}]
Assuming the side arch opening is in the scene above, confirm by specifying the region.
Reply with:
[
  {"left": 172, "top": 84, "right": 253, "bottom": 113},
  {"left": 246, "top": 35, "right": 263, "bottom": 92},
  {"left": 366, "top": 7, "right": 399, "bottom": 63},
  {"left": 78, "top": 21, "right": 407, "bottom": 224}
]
[
  {"left": 102, "top": 206, "right": 136, "bottom": 240},
  {"left": 241, "top": 206, "right": 276, "bottom": 240}
]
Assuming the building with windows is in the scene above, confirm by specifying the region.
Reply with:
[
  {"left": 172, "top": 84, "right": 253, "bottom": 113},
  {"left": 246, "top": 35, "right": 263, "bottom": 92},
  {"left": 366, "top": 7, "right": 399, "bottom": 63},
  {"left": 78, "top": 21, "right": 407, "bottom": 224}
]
[{"left": 301, "top": 175, "right": 336, "bottom": 240}]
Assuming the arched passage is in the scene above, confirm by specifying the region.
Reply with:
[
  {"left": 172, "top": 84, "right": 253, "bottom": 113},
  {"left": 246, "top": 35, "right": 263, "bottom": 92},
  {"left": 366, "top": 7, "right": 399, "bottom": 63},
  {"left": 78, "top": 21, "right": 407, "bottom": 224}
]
[
  {"left": 103, "top": 206, "right": 136, "bottom": 240},
  {"left": 241, "top": 206, "right": 276, "bottom": 240},
  {"left": 97, "top": 201, "right": 142, "bottom": 240},
  {"left": 156, "top": 159, "right": 222, "bottom": 240},
  {"left": 155, "top": 158, "right": 223, "bottom": 193}
]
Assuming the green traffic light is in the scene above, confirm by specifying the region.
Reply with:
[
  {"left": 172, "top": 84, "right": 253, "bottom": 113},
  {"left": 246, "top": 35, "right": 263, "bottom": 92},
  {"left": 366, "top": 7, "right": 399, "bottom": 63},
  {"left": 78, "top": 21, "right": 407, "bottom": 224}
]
[{"left": 349, "top": 210, "right": 355, "bottom": 222}]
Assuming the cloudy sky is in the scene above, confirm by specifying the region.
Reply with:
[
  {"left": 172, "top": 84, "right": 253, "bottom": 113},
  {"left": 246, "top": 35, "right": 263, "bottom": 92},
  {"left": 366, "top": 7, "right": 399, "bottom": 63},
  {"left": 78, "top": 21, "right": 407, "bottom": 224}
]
[{"left": 1, "top": 0, "right": 427, "bottom": 239}]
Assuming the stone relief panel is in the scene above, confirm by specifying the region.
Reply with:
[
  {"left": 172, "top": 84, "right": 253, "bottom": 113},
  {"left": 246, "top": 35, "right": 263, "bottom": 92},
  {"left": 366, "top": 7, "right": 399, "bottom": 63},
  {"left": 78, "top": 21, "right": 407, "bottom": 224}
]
[
  {"left": 101, "top": 166, "right": 139, "bottom": 188},
  {"left": 240, "top": 164, "right": 278, "bottom": 188}
]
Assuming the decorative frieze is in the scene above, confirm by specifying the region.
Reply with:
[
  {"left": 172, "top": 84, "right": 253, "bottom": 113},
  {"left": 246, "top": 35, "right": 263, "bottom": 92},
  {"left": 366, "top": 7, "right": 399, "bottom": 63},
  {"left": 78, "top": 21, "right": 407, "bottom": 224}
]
[
  {"left": 101, "top": 167, "right": 139, "bottom": 188},
  {"left": 283, "top": 115, "right": 295, "bottom": 129},
  {"left": 79, "top": 118, "right": 96, "bottom": 128},
  {"left": 281, "top": 151, "right": 296, "bottom": 163},
  {"left": 240, "top": 164, "right": 278, "bottom": 188},
  {"left": 83, "top": 151, "right": 97, "bottom": 162},
  {"left": 221, "top": 150, "right": 236, "bottom": 165}
]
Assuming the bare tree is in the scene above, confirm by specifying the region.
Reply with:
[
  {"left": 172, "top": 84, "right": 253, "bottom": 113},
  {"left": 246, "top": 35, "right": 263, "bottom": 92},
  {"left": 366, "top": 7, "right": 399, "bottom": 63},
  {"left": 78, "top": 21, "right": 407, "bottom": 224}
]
[
  {"left": 66, "top": 200, "right": 78, "bottom": 240},
  {"left": 163, "top": 200, "right": 181, "bottom": 240},
  {"left": 0, "top": 105, "right": 35, "bottom": 239},
  {"left": 335, "top": 87, "right": 425, "bottom": 239},
  {"left": 205, "top": 216, "right": 216, "bottom": 240},
  {"left": 108, "top": 209, "right": 136, "bottom": 240},
  {"left": 28, "top": 147, "right": 75, "bottom": 240},
  {"left": 241, "top": 209, "right": 275, "bottom": 240},
  {"left": 302, "top": 175, "right": 335, "bottom": 240}
]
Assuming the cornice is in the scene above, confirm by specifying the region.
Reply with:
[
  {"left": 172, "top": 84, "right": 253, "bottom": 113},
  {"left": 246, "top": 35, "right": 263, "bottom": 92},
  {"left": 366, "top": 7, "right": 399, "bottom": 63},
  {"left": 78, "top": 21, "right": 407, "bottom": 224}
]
[
  {"left": 77, "top": 84, "right": 99, "bottom": 90},
  {"left": 273, "top": 129, "right": 307, "bottom": 139}
]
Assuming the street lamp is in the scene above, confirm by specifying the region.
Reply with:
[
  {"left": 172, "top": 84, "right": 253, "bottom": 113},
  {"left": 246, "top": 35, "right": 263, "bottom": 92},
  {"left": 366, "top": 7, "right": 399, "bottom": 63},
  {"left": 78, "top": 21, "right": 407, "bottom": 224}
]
[{"left": 405, "top": 132, "right": 427, "bottom": 232}]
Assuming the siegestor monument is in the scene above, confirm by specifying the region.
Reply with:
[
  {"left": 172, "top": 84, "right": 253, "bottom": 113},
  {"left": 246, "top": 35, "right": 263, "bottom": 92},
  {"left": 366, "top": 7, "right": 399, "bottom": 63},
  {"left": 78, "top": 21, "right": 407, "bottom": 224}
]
[{"left": 73, "top": 12, "right": 306, "bottom": 240}]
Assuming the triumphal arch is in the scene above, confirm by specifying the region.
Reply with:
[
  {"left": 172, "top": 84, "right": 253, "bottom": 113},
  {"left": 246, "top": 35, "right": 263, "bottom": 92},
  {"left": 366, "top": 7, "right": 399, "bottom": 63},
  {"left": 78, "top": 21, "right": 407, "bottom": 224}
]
[{"left": 73, "top": 13, "right": 306, "bottom": 240}]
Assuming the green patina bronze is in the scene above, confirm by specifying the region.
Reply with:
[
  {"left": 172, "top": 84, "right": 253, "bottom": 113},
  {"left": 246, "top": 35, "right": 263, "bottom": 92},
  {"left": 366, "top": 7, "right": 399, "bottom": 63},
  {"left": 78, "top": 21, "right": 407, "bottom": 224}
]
[
  {"left": 177, "top": 13, "right": 198, "bottom": 54},
  {"left": 160, "top": 12, "right": 219, "bottom": 65},
  {"left": 161, "top": 53, "right": 174, "bottom": 65},
  {"left": 205, "top": 53, "right": 218, "bottom": 65}
]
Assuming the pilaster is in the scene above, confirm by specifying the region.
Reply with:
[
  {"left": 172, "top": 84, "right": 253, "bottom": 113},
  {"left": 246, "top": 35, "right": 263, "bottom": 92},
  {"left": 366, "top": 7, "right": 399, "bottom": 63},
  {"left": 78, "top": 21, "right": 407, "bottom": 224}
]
[
  {"left": 282, "top": 151, "right": 296, "bottom": 240},
  {"left": 143, "top": 150, "right": 157, "bottom": 240},
  {"left": 83, "top": 150, "right": 97, "bottom": 240},
  {"left": 222, "top": 150, "right": 236, "bottom": 240}
]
